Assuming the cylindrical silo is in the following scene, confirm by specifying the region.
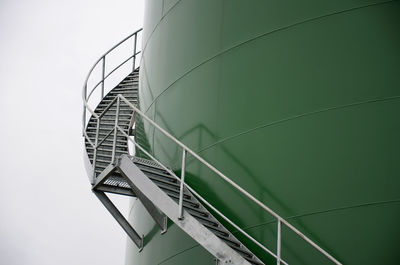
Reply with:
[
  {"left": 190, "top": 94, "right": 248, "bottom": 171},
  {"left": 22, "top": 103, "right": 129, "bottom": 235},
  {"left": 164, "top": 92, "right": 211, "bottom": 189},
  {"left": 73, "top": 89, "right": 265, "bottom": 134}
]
[{"left": 127, "top": 1, "right": 400, "bottom": 264}]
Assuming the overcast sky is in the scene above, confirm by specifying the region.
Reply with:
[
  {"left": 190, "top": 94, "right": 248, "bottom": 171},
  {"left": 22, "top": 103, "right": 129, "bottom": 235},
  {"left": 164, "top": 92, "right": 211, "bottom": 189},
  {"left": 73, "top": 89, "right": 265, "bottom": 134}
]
[{"left": 0, "top": 1, "right": 144, "bottom": 264}]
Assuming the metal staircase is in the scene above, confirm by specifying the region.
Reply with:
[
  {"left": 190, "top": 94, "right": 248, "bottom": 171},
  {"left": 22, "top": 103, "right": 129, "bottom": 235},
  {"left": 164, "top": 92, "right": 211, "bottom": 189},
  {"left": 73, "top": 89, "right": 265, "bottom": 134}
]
[
  {"left": 82, "top": 29, "right": 342, "bottom": 265},
  {"left": 94, "top": 155, "right": 264, "bottom": 265}
]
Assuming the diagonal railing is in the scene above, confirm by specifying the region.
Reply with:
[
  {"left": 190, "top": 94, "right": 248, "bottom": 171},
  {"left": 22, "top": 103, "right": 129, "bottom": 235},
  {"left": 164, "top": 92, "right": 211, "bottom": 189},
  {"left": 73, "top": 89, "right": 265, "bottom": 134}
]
[{"left": 82, "top": 29, "right": 342, "bottom": 265}]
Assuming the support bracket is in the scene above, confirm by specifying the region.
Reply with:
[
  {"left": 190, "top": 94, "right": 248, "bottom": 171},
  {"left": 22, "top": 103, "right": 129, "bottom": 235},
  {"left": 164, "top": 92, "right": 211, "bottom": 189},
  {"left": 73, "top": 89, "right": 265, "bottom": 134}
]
[
  {"left": 93, "top": 190, "right": 143, "bottom": 250},
  {"left": 91, "top": 159, "right": 167, "bottom": 252}
]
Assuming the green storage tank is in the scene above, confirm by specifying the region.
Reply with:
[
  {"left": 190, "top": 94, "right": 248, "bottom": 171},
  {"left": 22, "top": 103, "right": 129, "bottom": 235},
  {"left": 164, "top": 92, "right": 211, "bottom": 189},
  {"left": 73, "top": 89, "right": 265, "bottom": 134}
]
[{"left": 126, "top": 0, "right": 400, "bottom": 264}]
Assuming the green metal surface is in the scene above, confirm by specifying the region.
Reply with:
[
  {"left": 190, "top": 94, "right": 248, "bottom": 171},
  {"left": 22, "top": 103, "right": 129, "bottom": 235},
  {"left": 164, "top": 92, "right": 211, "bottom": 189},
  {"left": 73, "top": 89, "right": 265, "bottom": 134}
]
[{"left": 127, "top": 0, "right": 400, "bottom": 264}]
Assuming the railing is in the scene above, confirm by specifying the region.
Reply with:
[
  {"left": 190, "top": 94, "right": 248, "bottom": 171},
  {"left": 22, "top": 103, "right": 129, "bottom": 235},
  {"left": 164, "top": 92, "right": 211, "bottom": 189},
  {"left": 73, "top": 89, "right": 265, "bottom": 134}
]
[
  {"left": 82, "top": 28, "right": 142, "bottom": 136},
  {"left": 82, "top": 29, "right": 342, "bottom": 265}
]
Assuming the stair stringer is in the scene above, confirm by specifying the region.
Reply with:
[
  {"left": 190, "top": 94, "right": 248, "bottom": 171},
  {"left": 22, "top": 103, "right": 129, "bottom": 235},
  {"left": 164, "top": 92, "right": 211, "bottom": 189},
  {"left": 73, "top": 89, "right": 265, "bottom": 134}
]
[{"left": 117, "top": 154, "right": 252, "bottom": 265}]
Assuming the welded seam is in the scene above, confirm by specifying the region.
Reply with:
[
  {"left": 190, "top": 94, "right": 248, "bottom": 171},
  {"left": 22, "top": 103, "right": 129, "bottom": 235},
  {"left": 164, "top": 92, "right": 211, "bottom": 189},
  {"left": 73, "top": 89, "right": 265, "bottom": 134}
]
[
  {"left": 139, "top": 199, "right": 400, "bottom": 263},
  {"left": 142, "top": 0, "right": 183, "bottom": 55},
  {"left": 157, "top": 244, "right": 200, "bottom": 264},
  {"left": 143, "top": 0, "right": 398, "bottom": 114},
  {"left": 238, "top": 198, "right": 400, "bottom": 232},
  {"left": 196, "top": 95, "right": 400, "bottom": 154}
]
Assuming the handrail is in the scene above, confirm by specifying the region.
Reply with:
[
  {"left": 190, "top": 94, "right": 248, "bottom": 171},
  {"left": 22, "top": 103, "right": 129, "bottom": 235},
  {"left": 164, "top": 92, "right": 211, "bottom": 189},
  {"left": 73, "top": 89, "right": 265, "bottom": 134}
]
[
  {"left": 82, "top": 28, "right": 143, "bottom": 134},
  {"left": 82, "top": 29, "right": 342, "bottom": 265}
]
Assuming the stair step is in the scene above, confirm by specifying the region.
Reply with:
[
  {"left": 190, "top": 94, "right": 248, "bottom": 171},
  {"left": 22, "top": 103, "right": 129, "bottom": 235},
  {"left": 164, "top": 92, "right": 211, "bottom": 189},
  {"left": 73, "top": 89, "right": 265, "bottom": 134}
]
[
  {"left": 95, "top": 106, "right": 133, "bottom": 112},
  {"left": 98, "top": 113, "right": 132, "bottom": 118},
  {"left": 87, "top": 142, "right": 128, "bottom": 150},
  {"left": 168, "top": 194, "right": 200, "bottom": 209},
  {"left": 85, "top": 129, "right": 129, "bottom": 136},
  {"left": 105, "top": 89, "right": 136, "bottom": 94},
  {"left": 99, "top": 117, "right": 131, "bottom": 123},
  {"left": 85, "top": 138, "right": 127, "bottom": 145},
  {"left": 86, "top": 129, "right": 128, "bottom": 134},
  {"left": 145, "top": 173, "right": 180, "bottom": 190},
  {"left": 88, "top": 150, "right": 127, "bottom": 157},
  {"left": 98, "top": 101, "right": 136, "bottom": 107},
  {"left": 117, "top": 82, "right": 138, "bottom": 86},
  {"left": 95, "top": 108, "right": 133, "bottom": 114},
  {"left": 95, "top": 174, "right": 199, "bottom": 207},
  {"left": 245, "top": 258, "right": 264, "bottom": 265},
  {"left": 204, "top": 223, "right": 230, "bottom": 237},
  {"left": 111, "top": 85, "right": 138, "bottom": 89},
  {"left": 117, "top": 85, "right": 138, "bottom": 89},
  {"left": 86, "top": 136, "right": 127, "bottom": 143},
  {"left": 87, "top": 145, "right": 126, "bottom": 152},
  {"left": 87, "top": 124, "right": 129, "bottom": 130},
  {"left": 180, "top": 202, "right": 212, "bottom": 217},
  {"left": 86, "top": 127, "right": 129, "bottom": 133},
  {"left": 86, "top": 148, "right": 127, "bottom": 156},
  {"left": 97, "top": 99, "right": 134, "bottom": 104},
  {"left": 101, "top": 96, "right": 137, "bottom": 101},
  {"left": 103, "top": 176, "right": 131, "bottom": 189},
  {"left": 86, "top": 145, "right": 127, "bottom": 152},
  {"left": 87, "top": 122, "right": 130, "bottom": 128},
  {"left": 137, "top": 166, "right": 177, "bottom": 183},
  {"left": 226, "top": 243, "right": 253, "bottom": 259},
  {"left": 86, "top": 130, "right": 127, "bottom": 135},
  {"left": 89, "top": 139, "right": 127, "bottom": 145},
  {"left": 88, "top": 153, "right": 127, "bottom": 161},
  {"left": 153, "top": 182, "right": 192, "bottom": 199},
  {"left": 94, "top": 157, "right": 120, "bottom": 164}
]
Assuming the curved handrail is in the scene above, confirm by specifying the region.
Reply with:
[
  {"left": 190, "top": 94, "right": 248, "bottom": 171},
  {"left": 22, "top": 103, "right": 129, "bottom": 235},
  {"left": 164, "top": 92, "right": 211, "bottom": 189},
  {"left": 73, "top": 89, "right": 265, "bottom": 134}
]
[{"left": 82, "top": 28, "right": 143, "bottom": 133}]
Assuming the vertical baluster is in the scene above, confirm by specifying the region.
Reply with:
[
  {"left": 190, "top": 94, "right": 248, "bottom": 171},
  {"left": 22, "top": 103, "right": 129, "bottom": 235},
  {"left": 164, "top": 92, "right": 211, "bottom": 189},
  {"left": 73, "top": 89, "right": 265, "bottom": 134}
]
[
  {"left": 277, "top": 219, "right": 281, "bottom": 265},
  {"left": 178, "top": 149, "right": 187, "bottom": 220},
  {"left": 101, "top": 56, "right": 105, "bottom": 99},
  {"left": 133, "top": 33, "right": 137, "bottom": 71},
  {"left": 112, "top": 96, "right": 121, "bottom": 163},
  {"left": 93, "top": 118, "right": 101, "bottom": 182}
]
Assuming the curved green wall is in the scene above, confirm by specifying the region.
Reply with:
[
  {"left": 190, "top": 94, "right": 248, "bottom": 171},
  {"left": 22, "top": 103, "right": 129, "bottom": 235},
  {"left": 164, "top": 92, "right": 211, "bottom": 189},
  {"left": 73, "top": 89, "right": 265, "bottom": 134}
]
[{"left": 127, "top": 0, "right": 400, "bottom": 264}]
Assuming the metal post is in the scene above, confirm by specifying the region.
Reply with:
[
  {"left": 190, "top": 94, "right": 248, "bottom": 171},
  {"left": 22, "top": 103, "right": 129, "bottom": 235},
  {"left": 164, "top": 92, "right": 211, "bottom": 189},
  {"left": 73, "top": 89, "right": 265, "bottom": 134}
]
[
  {"left": 178, "top": 149, "right": 187, "bottom": 220},
  {"left": 101, "top": 56, "right": 105, "bottom": 99},
  {"left": 133, "top": 33, "right": 137, "bottom": 71},
  {"left": 111, "top": 96, "right": 121, "bottom": 163},
  {"left": 277, "top": 219, "right": 281, "bottom": 265},
  {"left": 128, "top": 111, "right": 136, "bottom": 136},
  {"left": 92, "top": 118, "right": 100, "bottom": 180}
]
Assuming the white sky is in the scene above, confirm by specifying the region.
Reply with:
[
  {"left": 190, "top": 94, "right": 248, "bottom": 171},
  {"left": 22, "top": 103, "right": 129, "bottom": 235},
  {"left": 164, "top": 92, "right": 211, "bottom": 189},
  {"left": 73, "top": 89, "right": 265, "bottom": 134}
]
[{"left": 0, "top": 1, "right": 144, "bottom": 264}]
